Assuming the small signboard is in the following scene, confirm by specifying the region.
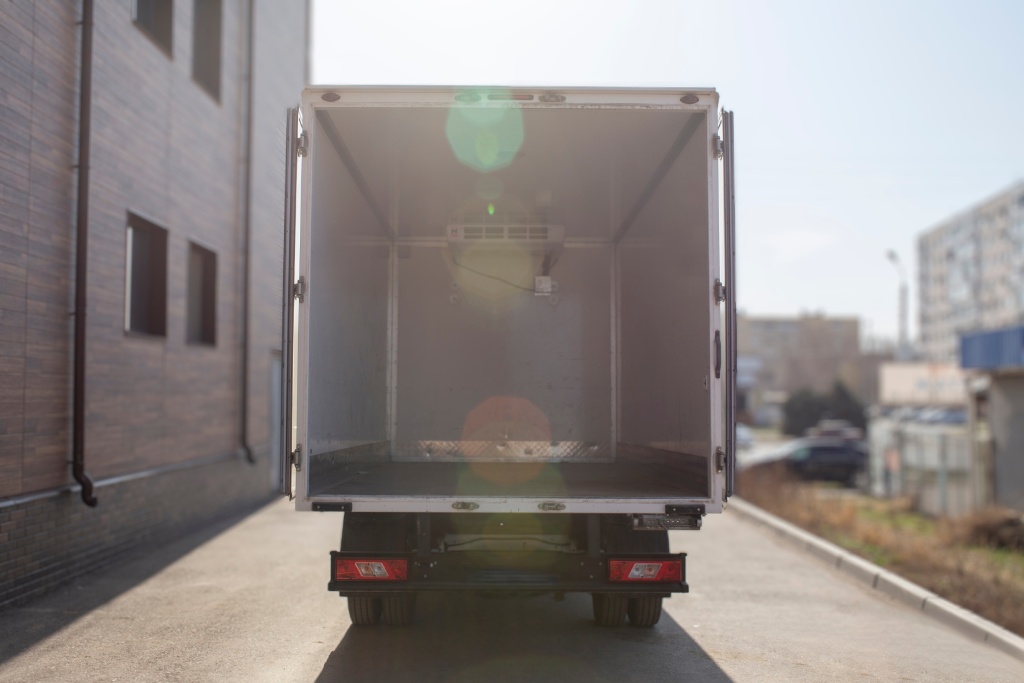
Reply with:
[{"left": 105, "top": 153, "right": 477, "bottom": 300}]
[{"left": 880, "top": 363, "right": 966, "bottom": 406}]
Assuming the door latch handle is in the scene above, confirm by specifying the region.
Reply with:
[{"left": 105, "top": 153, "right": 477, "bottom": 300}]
[{"left": 714, "top": 331, "right": 722, "bottom": 379}]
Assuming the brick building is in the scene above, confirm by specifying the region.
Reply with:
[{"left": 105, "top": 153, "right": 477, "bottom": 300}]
[
  {"left": 737, "top": 313, "right": 871, "bottom": 424},
  {"left": 1, "top": 1, "right": 308, "bottom": 607}
]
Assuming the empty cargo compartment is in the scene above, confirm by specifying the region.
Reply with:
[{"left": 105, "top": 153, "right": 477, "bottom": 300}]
[{"left": 297, "top": 96, "right": 719, "bottom": 505}]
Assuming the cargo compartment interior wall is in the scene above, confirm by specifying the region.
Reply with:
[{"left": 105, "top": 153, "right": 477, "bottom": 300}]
[
  {"left": 394, "top": 243, "right": 613, "bottom": 453},
  {"left": 617, "top": 112, "right": 712, "bottom": 491},
  {"left": 304, "top": 101, "right": 713, "bottom": 501},
  {"left": 305, "top": 114, "right": 390, "bottom": 459}
]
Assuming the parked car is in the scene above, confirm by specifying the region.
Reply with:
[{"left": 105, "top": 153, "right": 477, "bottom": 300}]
[
  {"left": 776, "top": 437, "right": 868, "bottom": 487},
  {"left": 916, "top": 407, "right": 967, "bottom": 425}
]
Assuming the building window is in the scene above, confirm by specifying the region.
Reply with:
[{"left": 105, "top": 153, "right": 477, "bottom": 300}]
[
  {"left": 187, "top": 243, "right": 217, "bottom": 345},
  {"left": 134, "top": 0, "right": 173, "bottom": 55},
  {"left": 125, "top": 213, "right": 168, "bottom": 337},
  {"left": 192, "top": 0, "right": 222, "bottom": 100}
]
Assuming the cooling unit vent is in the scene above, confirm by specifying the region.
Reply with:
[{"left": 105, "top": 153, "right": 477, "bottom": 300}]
[{"left": 447, "top": 220, "right": 565, "bottom": 247}]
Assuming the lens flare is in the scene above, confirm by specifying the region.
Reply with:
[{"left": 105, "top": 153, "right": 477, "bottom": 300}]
[
  {"left": 457, "top": 396, "right": 561, "bottom": 488},
  {"left": 487, "top": 203, "right": 495, "bottom": 216},
  {"left": 446, "top": 91, "right": 525, "bottom": 172},
  {"left": 461, "top": 396, "right": 551, "bottom": 446}
]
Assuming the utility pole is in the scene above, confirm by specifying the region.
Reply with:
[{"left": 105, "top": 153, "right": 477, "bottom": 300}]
[{"left": 886, "top": 250, "right": 909, "bottom": 361}]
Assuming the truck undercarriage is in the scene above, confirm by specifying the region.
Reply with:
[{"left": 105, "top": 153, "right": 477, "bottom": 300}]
[{"left": 330, "top": 512, "right": 688, "bottom": 627}]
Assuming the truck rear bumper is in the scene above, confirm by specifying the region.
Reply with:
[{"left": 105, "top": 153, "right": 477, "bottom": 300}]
[{"left": 328, "top": 550, "right": 688, "bottom": 596}]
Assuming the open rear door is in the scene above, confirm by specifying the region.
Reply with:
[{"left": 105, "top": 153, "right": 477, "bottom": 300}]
[
  {"left": 722, "top": 110, "right": 737, "bottom": 499},
  {"left": 280, "top": 107, "right": 302, "bottom": 496}
]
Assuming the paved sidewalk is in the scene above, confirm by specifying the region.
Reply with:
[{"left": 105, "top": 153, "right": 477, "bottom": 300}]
[{"left": 0, "top": 499, "right": 1022, "bottom": 682}]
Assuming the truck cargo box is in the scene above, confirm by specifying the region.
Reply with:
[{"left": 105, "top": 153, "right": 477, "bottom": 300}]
[{"left": 283, "top": 87, "right": 736, "bottom": 515}]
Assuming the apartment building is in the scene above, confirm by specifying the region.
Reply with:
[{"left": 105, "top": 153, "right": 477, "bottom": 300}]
[
  {"left": 0, "top": 1, "right": 308, "bottom": 607},
  {"left": 918, "top": 181, "right": 1024, "bottom": 361}
]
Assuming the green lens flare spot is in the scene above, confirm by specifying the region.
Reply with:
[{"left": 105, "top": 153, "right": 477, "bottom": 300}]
[
  {"left": 488, "top": 203, "right": 495, "bottom": 216},
  {"left": 475, "top": 130, "right": 500, "bottom": 167},
  {"left": 445, "top": 95, "right": 525, "bottom": 172}
]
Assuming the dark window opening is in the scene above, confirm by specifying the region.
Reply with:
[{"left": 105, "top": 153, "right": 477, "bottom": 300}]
[
  {"left": 134, "top": 0, "right": 173, "bottom": 55},
  {"left": 187, "top": 242, "right": 217, "bottom": 345},
  {"left": 126, "top": 213, "right": 168, "bottom": 337},
  {"left": 192, "top": 0, "right": 222, "bottom": 100}
]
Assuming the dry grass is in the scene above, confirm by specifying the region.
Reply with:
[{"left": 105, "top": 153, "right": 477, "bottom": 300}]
[{"left": 737, "top": 465, "right": 1024, "bottom": 637}]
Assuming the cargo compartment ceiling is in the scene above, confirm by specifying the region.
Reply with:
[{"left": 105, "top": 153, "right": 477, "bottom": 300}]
[{"left": 315, "top": 106, "right": 707, "bottom": 242}]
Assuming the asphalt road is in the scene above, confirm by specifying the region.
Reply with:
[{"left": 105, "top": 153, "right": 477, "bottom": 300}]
[{"left": 1, "top": 498, "right": 1022, "bottom": 682}]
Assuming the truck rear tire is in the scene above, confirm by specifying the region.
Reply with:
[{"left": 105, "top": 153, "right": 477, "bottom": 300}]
[
  {"left": 627, "top": 596, "right": 663, "bottom": 627},
  {"left": 592, "top": 593, "right": 628, "bottom": 627},
  {"left": 342, "top": 514, "right": 415, "bottom": 626},
  {"left": 381, "top": 593, "right": 416, "bottom": 626},
  {"left": 348, "top": 597, "right": 381, "bottom": 626}
]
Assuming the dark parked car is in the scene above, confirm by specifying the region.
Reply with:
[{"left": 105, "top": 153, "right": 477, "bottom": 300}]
[{"left": 778, "top": 438, "right": 868, "bottom": 487}]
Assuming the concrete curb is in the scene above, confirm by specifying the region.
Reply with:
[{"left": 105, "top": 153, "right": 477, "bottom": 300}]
[{"left": 728, "top": 497, "right": 1024, "bottom": 663}]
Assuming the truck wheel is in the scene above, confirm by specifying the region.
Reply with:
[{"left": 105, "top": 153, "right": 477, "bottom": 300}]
[
  {"left": 592, "top": 593, "right": 627, "bottom": 627},
  {"left": 348, "top": 597, "right": 381, "bottom": 626},
  {"left": 627, "top": 597, "right": 663, "bottom": 627},
  {"left": 381, "top": 593, "right": 416, "bottom": 626}
]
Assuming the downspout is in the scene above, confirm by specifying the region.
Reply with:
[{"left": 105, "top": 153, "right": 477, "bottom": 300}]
[
  {"left": 239, "top": 0, "right": 256, "bottom": 464},
  {"left": 73, "top": 0, "right": 98, "bottom": 506}
]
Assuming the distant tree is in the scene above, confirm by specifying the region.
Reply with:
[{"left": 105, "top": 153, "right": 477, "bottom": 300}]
[
  {"left": 782, "top": 381, "right": 867, "bottom": 436},
  {"left": 782, "top": 389, "right": 828, "bottom": 436},
  {"left": 827, "top": 381, "right": 867, "bottom": 430}
]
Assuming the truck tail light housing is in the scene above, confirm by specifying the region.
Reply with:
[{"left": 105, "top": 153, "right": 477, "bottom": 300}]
[
  {"left": 608, "top": 559, "right": 683, "bottom": 582},
  {"left": 335, "top": 558, "right": 408, "bottom": 581}
]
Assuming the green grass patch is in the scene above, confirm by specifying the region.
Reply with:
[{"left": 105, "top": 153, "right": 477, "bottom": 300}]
[
  {"left": 854, "top": 504, "right": 937, "bottom": 536},
  {"left": 824, "top": 530, "right": 896, "bottom": 567},
  {"left": 737, "top": 469, "right": 1024, "bottom": 637}
]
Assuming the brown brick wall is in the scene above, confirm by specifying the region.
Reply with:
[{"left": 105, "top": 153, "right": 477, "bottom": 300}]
[
  {"left": 0, "top": 0, "right": 308, "bottom": 604},
  {"left": 82, "top": 0, "right": 247, "bottom": 477},
  {"left": 1, "top": 1, "right": 306, "bottom": 496},
  {"left": 0, "top": 452, "right": 272, "bottom": 610},
  {"left": 0, "top": 0, "right": 78, "bottom": 498}
]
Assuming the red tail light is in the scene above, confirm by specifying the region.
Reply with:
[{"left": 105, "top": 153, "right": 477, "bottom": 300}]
[
  {"left": 608, "top": 559, "right": 682, "bottom": 582},
  {"left": 335, "top": 558, "right": 408, "bottom": 581}
]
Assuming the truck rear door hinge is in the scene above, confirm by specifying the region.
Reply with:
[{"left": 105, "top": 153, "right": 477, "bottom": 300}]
[
  {"left": 712, "top": 134, "right": 724, "bottom": 160},
  {"left": 293, "top": 276, "right": 306, "bottom": 302},
  {"left": 713, "top": 278, "right": 727, "bottom": 305},
  {"left": 715, "top": 446, "right": 725, "bottom": 473},
  {"left": 297, "top": 132, "right": 308, "bottom": 157},
  {"left": 290, "top": 444, "right": 303, "bottom": 471}
]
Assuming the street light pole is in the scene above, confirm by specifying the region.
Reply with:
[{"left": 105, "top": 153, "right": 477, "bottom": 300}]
[{"left": 887, "top": 250, "right": 909, "bottom": 361}]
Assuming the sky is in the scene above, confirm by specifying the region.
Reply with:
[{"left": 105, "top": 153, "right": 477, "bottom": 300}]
[{"left": 310, "top": 0, "right": 1024, "bottom": 343}]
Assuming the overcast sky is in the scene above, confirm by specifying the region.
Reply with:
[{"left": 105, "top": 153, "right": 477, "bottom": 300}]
[{"left": 311, "top": 0, "right": 1024, "bottom": 343}]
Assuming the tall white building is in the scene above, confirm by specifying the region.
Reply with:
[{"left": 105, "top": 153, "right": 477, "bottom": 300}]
[{"left": 918, "top": 181, "right": 1024, "bottom": 361}]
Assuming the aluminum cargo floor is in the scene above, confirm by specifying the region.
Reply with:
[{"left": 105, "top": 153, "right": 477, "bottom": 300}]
[{"left": 310, "top": 462, "right": 706, "bottom": 499}]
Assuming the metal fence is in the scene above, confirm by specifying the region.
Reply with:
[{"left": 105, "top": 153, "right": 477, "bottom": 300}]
[{"left": 868, "top": 418, "right": 988, "bottom": 518}]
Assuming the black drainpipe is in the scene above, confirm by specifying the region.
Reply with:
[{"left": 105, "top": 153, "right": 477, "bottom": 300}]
[
  {"left": 238, "top": 0, "right": 256, "bottom": 464},
  {"left": 73, "top": 0, "right": 98, "bottom": 507}
]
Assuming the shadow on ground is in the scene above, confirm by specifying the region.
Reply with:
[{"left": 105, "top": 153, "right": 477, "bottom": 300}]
[
  {"left": 0, "top": 500, "right": 271, "bottom": 665},
  {"left": 316, "top": 592, "right": 732, "bottom": 683}
]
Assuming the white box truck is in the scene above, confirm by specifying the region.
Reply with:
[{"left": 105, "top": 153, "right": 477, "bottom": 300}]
[{"left": 281, "top": 86, "right": 737, "bottom": 628}]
